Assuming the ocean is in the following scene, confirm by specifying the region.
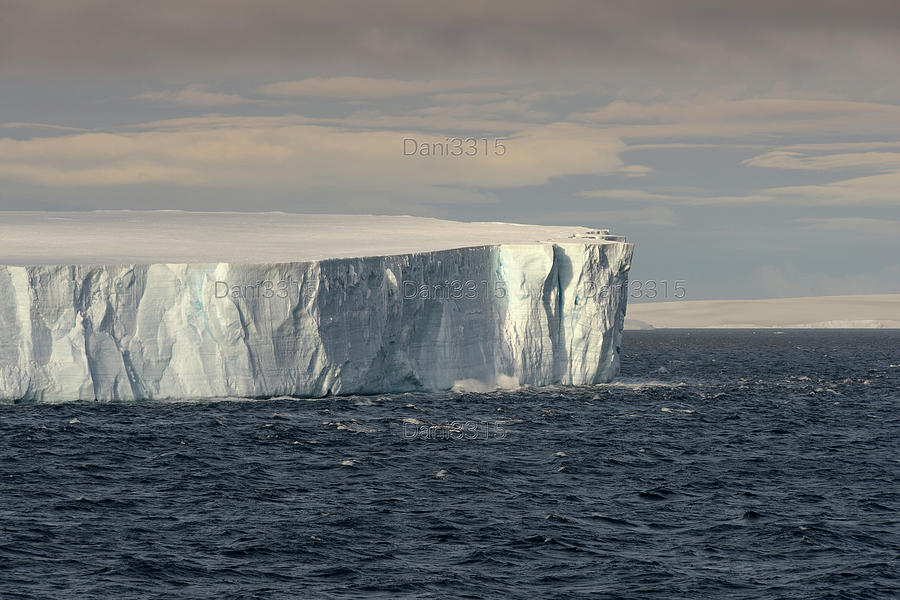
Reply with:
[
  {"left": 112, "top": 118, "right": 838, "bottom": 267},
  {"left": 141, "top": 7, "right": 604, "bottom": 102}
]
[{"left": 1, "top": 330, "right": 898, "bottom": 599}]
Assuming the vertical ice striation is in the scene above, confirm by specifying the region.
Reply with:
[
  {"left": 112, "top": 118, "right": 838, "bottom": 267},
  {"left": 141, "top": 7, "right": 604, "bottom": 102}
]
[{"left": 0, "top": 240, "right": 632, "bottom": 402}]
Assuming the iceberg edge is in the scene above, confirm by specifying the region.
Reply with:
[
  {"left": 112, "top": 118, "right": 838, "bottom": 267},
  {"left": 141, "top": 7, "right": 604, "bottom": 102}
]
[{"left": 0, "top": 240, "right": 632, "bottom": 402}]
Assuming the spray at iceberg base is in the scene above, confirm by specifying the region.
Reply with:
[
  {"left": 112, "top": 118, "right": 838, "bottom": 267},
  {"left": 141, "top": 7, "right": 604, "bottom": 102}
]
[{"left": 0, "top": 242, "right": 632, "bottom": 402}]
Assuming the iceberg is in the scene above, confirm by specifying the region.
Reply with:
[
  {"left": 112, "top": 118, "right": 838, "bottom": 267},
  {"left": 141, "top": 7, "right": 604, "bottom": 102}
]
[{"left": 0, "top": 212, "right": 633, "bottom": 402}]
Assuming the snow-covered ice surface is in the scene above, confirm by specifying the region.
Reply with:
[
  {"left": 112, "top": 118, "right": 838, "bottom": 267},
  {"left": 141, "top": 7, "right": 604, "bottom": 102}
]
[
  {"left": 0, "top": 211, "right": 616, "bottom": 266},
  {"left": 0, "top": 212, "right": 633, "bottom": 402},
  {"left": 627, "top": 295, "right": 900, "bottom": 329}
]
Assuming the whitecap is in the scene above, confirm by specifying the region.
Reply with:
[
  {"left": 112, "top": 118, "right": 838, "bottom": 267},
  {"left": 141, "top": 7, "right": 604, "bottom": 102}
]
[
  {"left": 599, "top": 378, "right": 683, "bottom": 391},
  {"left": 451, "top": 375, "right": 520, "bottom": 394}
]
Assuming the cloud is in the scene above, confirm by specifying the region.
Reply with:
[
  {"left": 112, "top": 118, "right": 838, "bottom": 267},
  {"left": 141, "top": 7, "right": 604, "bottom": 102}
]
[
  {"left": 0, "top": 117, "right": 625, "bottom": 195},
  {"left": 580, "top": 188, "right": 771, "bottom": 205},
  {"left": 794, "top": 217, "right": 900, "bottom": 236},
  {"left": 135, "top": 85, "right": 248, "bottom": 106},
  {"left": 259, "top": 77, "right": 504, "bottom": 99},
  {"left": 327, "top": 112, "right": 526, "bottom": 135},
  {"left": 743, "top": 150, "right": 900, "bottom": 171},
  {"left": 582, "top": 171, "right": 900, "bottom": 206},
  {"left": 0, "top": 122, "right": 90, "bottom": 132},
  {"left": 618, "top": 165, "right": 653, "bottom": 177},
  {"left": 3, "top": 0, "right": 900, "bottom": 86},
  {"left": 407, "top": 100, "right": 552, "bottom": 124},
  {"left": 761, "top": 172, "right": 900, "bottom": 206},
  {"left": 779, "top": 141, "right": 900, "bottom": 152},
  {"left": 580, "top": 97, "right": 900, "bottom": 139},
  {"left": 427, "top": 92, "right": 511, "bottom": 104},
  {"left": 575, "top": 94, "right": 900, "bottom": 208},
  {"left": 581, "top": 98, "right": 900, "bottom": 124}
]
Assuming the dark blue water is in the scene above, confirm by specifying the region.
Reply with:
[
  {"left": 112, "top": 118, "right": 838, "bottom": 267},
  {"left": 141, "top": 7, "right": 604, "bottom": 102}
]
[{"left": 1, "top": 330, "right": 898, "bottom": 599}]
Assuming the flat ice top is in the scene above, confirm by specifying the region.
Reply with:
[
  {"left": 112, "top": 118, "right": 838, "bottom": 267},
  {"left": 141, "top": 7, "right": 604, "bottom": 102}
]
[
  {"left": 0, "top": 211, "right": 615, "bottom": 266},
  {"left": 627, "top": 294, "right": 900, "bottom": 329}
]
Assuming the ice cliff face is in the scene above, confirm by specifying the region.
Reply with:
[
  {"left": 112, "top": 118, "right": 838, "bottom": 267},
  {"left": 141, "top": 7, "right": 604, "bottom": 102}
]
[{"left": 0, "top": 241, "right": 632, "bottom": 401}]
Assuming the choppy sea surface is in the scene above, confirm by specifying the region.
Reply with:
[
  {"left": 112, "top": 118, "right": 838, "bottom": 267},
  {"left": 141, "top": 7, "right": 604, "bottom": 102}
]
[{"left": 1, "top": 330, "right": 898, "bottom": 599}]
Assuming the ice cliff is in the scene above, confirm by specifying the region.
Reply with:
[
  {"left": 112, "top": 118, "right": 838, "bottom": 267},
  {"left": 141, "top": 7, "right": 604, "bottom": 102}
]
[{"left": 0, "top": 213, "right": 632, "bottom": 402}]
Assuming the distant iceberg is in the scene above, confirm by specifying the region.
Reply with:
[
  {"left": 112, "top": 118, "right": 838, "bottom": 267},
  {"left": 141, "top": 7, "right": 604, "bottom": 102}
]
[{"left": 0, "top": 212, "right": 633, "bottom": 401}]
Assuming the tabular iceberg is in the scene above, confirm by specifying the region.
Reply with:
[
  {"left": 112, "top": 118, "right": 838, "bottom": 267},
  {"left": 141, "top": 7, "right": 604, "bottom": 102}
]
[{"left": 0, "top": 213, "right": 633, "bottom": 402}]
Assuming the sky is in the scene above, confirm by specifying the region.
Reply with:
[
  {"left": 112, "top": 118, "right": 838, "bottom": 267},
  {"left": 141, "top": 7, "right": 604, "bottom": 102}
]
[{"left": 1, "top": 0, "right": 899, "bottom": 301}]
